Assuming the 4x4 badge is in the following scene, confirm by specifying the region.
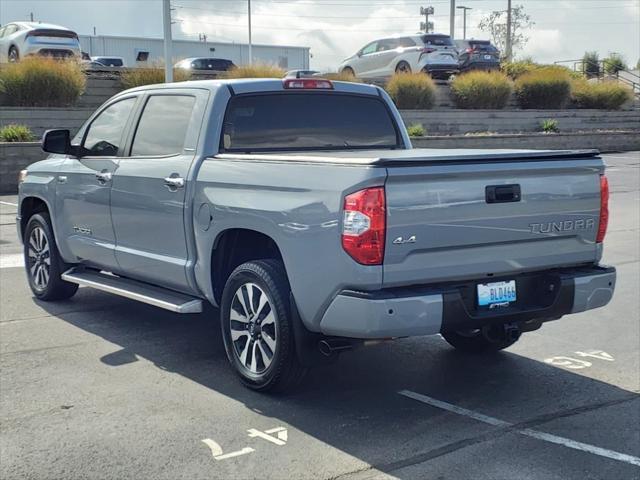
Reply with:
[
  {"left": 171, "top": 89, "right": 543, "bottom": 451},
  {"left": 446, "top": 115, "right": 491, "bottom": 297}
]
[{"left": 393, "top": 235, "right": 416, "bottom": 245}]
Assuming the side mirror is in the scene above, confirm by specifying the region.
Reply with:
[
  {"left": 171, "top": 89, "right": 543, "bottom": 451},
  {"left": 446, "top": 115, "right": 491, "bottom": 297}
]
[
  {"left": 42, "top": 129, "right": 72, "bottom": 155},
  {"left": 357, "top": 51, "right": 363, "bottom": 57}
]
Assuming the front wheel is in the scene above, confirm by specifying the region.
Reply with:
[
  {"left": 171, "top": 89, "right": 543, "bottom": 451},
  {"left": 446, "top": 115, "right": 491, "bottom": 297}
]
[
  {"left": 24, "top": 213, "right": 78, "bottom": 301},
  {"left": 220, "top": 260, "right": 306, "bottom": 392},
  {"left": 442, "top": 325, "right": 520, "bottom": 353},
  {"left": 8, "top": 46, "right": 19, "bottom": 62},
  {"left": 341, "top": 66, "right": 355, "bottom": 77}
]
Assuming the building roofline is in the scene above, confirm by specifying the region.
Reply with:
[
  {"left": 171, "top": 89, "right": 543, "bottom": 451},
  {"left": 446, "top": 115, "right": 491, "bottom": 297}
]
[{"left": 78, "top": 33, "right": 309, "bottom": 51}]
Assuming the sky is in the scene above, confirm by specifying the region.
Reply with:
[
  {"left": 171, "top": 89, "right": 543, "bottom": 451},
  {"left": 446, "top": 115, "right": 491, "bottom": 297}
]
[{"left": 1, "top": 0, "right": 638, "bottom": 70}]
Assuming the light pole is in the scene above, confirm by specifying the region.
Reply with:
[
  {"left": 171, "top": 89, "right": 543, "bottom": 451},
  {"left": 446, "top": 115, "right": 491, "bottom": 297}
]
[
  {"left": 162, "top": 0, "right": 173, "bottom": 82},
  {"left": 506, "top": 0, "right": 512, "bottom": 62},
  {"left": 248, "top": 0, "right": 253, "bottom": 65},
  {"left": 449, "top": 0, "right": 456, "bottom": 39},
  {"left": 457, "top": 6, "right": 472, "bottom": 39},
  {"left": 420, "top": 6, "right": 434, "bottom": 34}
]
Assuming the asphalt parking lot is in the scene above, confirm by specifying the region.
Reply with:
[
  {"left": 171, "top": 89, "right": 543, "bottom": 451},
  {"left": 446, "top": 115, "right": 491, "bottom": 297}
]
[{"left": 1, "top": 151, "right": 639, "bottom": 480}]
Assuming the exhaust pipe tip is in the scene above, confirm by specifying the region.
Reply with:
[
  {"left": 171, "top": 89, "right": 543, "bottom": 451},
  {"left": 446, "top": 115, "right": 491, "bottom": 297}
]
[{"left": 318, "top": 340, "right": 333, "bottom": 357}]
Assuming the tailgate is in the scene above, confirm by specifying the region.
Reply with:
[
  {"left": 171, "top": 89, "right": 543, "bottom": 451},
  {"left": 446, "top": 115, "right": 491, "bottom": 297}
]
[{"left": 383, "top": 152, "right": 604, "bottom": 287}]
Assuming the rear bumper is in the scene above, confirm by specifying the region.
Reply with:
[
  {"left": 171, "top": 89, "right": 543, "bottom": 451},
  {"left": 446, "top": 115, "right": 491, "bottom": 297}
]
[{"left": 319, "top": 265, "right": 616, "bottom": 339}]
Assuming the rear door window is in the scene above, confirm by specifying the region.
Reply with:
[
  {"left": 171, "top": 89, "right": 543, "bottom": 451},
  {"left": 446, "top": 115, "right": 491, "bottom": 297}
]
[
  {"left": 221, "top": 93, "right": 399, "bottom": 152},
  {"left": 130, "top": 95, "right": 196, "bottom": 156},
  {"left": 398, "top": 37, "right": 417, "bottom": 48}
]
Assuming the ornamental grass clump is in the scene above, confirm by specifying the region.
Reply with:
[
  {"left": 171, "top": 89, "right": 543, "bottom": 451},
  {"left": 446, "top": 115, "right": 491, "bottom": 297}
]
[
  {"left": 0, "top": 56, "right": 85, "bottom": 107},
  {"left": 514, "top": 67, "right": 573, "bottom": 109},
  {"left": 572, "top": 80, "right": 633, "bottom": 110},
  {"left": 384, "top": 73, "right": 436, "bottom": 109},
  {"left": 120, "top": 66, "right": 191, "bottom": 89},
  {"left": 223, "top": 63, "right": 285, "bottom": 79},
  {"left": 0, "top": 124, "right": 35, "bottom": 142},
  {"left": 450, "top": 70, "right": 513, "bottom": 109}
]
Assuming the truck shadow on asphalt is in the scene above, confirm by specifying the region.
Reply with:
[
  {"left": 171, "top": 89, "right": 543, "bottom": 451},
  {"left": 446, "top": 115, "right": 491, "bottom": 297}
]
[{"left": 38, "top": 290, "right": 640, "bottom": 477}]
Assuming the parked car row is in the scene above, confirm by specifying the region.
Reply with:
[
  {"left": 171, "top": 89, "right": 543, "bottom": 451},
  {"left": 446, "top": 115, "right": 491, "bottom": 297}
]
[{"left": 338, "top": 33, "right": 499, "bottom": 81}]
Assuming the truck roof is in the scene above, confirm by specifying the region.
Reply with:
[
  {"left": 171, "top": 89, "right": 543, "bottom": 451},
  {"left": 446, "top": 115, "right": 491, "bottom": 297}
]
[{"left": 120, "top": 78, "right": 381, "bottom": 97}]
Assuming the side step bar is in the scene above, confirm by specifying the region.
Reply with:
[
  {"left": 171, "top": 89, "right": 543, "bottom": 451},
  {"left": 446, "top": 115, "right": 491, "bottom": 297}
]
[{"left": 61, "top": 269, "right": 203, "bottom": 313}]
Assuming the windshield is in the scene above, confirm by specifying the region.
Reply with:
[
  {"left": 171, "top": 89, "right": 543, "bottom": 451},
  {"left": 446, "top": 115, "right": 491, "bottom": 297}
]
[{"left": 221, "top": 93, "right": 400, "bottom": 152}]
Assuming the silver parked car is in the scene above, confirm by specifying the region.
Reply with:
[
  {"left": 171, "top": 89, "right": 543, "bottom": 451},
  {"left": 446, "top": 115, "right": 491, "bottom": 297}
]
[
  {"left": 339, "top": 33, "right": 459, "bottom": 81},
  {"left": 0, "top": 22, "right": 81, "bottom": 62}
]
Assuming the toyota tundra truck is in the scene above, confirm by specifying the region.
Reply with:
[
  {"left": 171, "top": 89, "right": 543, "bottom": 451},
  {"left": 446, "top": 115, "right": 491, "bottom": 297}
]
[{"left": 17, "top": 77, "right": 616, "bottom": 392}]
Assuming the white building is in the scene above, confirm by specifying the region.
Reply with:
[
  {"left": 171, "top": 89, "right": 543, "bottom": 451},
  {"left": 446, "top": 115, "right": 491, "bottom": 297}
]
[{"left": 79, "top": 34, "right": 310, "bottom": 69}]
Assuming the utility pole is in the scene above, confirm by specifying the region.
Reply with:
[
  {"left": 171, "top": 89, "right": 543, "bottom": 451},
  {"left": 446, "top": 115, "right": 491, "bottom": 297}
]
[
  {"left": 248, "top": 0, "right": 253, "bottom": 65},
  {"left": 29, "top": 12, "right": 34, "bottom": 22},
  {"left": 505, "top": 0, "right": 513, "bottom": 61},
  {"left": 449, "top": 0, "right": 455, "bottom": 39},
  {"left": 420, "top": 6, "right": 434, "bottom": 34},
  {"left": 162, "top": 0, "right": 173, "bottom": 82},
  {"left": 457, "top": 6, "right": 472, "bottom": 39}
]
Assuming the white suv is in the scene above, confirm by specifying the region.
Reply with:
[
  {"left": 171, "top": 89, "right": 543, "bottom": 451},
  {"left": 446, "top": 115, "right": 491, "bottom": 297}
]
[
  {"left": 339, "top": 33, "right": 458, "bottom": 81},
  {"left": 0, "top": 22, "right": 81, "bottom": 63}
]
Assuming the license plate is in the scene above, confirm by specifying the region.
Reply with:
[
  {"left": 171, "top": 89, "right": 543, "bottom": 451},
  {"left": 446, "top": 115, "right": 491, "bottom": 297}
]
[
  {"left": 484, "top": 54, "right": 492, "bottom": 60},
  {"left": 477, "top": 280, "right": 516, "bottom": 307}
]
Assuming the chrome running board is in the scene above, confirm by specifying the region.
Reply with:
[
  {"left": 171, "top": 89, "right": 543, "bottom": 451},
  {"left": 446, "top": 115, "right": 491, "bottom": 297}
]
[{"left": 61, "top": 268, "right": 203, "bottom": 313}]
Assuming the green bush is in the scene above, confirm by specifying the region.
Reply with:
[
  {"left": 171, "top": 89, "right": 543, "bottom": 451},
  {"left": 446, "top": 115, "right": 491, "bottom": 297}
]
[
  {"left": 0, "top": 57, "right": 85, "bottom": 107},
  {"left": 582, "top": 51, "right": 600, "bottom": 78},
  {"left": 223, "top": 63, "right": 285, "bottom": 79},
  {"left": 540, "top": 119, "right": 559, "bottom": 133},
  {"left": 384, "top": 73, "right": 436, "bottom": 109},
  {"left": 450, "top": 70, "right": 513, "bottom": 109},
  {"left": 603, "top": 54, "right": 626, "bottom": 75},
  {"left": 572, "top": 80, "right": 633, "bottom": 110},
  {"left": 514, "top": 67, "right": 573, "bottom": 109},
  {"left": 121, "top": 67, "right": 191, "bottom": 89},
  {"left": 406, "top": 123, "right": 425, "bottom": 137},
  {"left": 0, "top": 124, "right": 35, "bottom": 142}
]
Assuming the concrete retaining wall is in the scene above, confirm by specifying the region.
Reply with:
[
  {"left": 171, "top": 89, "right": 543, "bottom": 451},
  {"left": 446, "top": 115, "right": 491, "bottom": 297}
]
[
  {"left": 400, "top": 109, "right": 640, "bottom": 135},
  {"left": 0, "top": 142, "right": 47, "bottom": 194},
  {"left": 0, "top": 107, "right": 94, "bottom": 137},
  {"left": 410, "top": 131, "right": 640, "bottom": 151}
]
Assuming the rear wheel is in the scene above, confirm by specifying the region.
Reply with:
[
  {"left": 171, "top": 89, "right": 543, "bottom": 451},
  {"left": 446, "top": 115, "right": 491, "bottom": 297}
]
[
  {"left": 220, "top": 259, "right": 306, "bottom": 392},
  {"left": 24, "top": 213, "right": 78, "bottom": 301},
  {"left": 442, "top": 325, "right": 520, "bottom": 353},
  {"left": 8, "top": 46, "right": 19, "bottom": 62},
  {"left": 395, "top": 61, "right": 411, "bottom": 74}
]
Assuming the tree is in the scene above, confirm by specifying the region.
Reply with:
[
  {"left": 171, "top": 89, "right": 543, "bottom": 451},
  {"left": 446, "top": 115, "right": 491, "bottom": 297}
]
[
  {"left": 603, "top": 53, "right": 626, "bottom": 75},
  {"left": 479, "top": 5, "right": 534, "bottom": 61},
  {"left": 582, "top": 51, "right": 600, "bottom": 78}
]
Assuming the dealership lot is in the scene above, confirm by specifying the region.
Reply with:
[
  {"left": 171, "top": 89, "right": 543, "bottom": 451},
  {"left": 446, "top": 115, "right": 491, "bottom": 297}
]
[{"left": 1, "top": 152, "right": 638, "bottom": 479}]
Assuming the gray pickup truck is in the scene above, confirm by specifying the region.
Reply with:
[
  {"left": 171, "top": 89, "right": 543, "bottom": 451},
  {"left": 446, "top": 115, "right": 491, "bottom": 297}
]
[{"left": 17, "top": 77, "right": 616, "bottom": 392}]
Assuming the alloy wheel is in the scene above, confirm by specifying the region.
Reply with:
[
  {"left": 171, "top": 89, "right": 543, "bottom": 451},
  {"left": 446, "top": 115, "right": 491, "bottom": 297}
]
[
  {"left": 27, "top": 226, "right": 51, "bottom": 290},
  {"left": 230, "top": 282, "right": 278, "bottom": 375}
]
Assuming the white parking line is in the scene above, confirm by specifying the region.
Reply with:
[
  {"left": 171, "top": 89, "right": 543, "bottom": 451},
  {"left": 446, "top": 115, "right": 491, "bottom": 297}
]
[
  {"left": 0, "top": 254, "right": 24, "bottom": 269},
  {"left": 0, "top": 201, "right": 18, "bottom": 207},
  {"left": 399, "top": 390, "right": 640, "bottom": 467}
]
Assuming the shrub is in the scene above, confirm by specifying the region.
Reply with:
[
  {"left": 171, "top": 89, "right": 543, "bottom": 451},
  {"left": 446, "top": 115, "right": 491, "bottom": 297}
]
[
  {"left": 572, "top": 80, "right": 633, "bottom": 110},
  {"left": 603, "top": 53, "right": 626, "bottom": 75},
  {"left": 582, "top": 51, "right": 600, "bottom": 78},
  {"left": 223, "top": 63, "right": 285, "bottom": 79},
  {"left": 514, "top": 67, "right": 573, "bottom": 109},
  {"left": 501, "top": 60, "right": 537, "bottom": 79},
  {"left": 0, "top": 124, "right": 35, "bottom": 142},
  {"left": 322, "top": 71, "right": 361, "bottom": 82},
  {"left": 121, "top": 67, "right": 191, "bottom": 89},
  {"left": 450, "top": 70, "right": 513, "bottom": 109},
  {"left": 0, "top": 57, "right": 85, "bottom": 107},
  {"left": 384, "top": 73, "right": 436, "bottom": 109},
  {"left": 406, "top": 124, "right": 425, "bottom": 137},
  {"left": 540, "top": 119, "right": 559, "bottom": 133}
]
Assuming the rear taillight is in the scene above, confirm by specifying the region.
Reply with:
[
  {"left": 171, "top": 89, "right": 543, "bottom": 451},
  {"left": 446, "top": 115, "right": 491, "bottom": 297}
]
[
  {"left": 419, "top": 47, "right": 436, "bottom": 60},
  {"left": 596, "top": 174, "right": 609, "bottom": 243},
  {"left": 466, "top": 47, "right": 476, "bottom": 53},
  {"left": 342, "top": 187, "right": 386, "bottom": 265}
]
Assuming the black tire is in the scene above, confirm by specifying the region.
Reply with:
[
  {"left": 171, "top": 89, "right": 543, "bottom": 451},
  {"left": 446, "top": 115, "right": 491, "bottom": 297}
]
[
  {"left": 442, "top": 326, "right": 520, "bottom": 353},
  {"left": 220, "top": 259, "right": 307, "bottom": 392},
  {"left": 8, "top": 46, "right": 19, "bottom": 63},
  {"left": 395, "top": 61, "right": 411, "bottom": 74},
  {"left": 24, "top": 212, "right": 78, "bottom": 301},
  {"left": 341, "top": 66, "right": 355, "bottom": 76}
]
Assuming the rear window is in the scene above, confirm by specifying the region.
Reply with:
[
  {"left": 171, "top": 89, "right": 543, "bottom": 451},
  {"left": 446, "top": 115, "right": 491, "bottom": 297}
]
[
  {"left": 221, "top": 93, "right": 399, "bottom": 152},
  {"left": 421, "top": 35, "right": 454, "bottom": 46}
]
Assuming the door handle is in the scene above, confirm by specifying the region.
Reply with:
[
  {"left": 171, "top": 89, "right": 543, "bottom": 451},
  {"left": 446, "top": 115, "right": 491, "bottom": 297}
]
[
  {"left": 95, "top": 171, "right": 112, "bottom": 183},
  {"left": 164, "top": 175, "right": 185, "bottom": 190}
]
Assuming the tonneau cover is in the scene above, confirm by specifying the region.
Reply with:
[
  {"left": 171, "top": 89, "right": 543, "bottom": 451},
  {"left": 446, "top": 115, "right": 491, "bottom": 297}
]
[{"left": 215, "top": 148, "right": 600, "bottom": 166}]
